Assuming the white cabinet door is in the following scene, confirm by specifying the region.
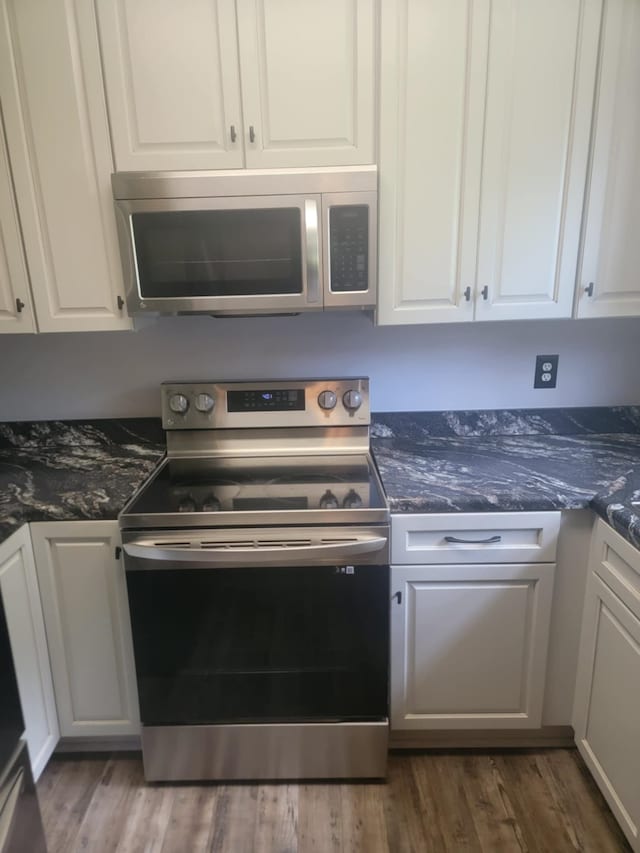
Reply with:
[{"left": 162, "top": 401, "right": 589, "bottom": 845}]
[
  {"left": 377, "top": 0, "right": 486, "bottom": 324},
  {"left": 0, "top": 0, "right": 130, "bottom": 332},
  {"left": 0, "top": 527, "right": 59, "bottom": 780},
  {"left": 391, "top": 562, "right": 555, "bottom": 729},
  {"left": 573, "top": 522, "right": 640, "bottom": 852},
  {"left": 0, "top": 125, "right": 36, "bottom": 334},
  {"left": 96, "top": 0, "right": 244, "bottom": 171},
  {"left": 576, "top": 0, "right": 640, "bottom": 319},
  {"left": 475, "top": 0, "right": 601, "bottom": 322},
  {"left": 31, "top": 521, "right": 140, "bottom": 738},
  {"left": 237, "top": 0, "right": 375, "bottom": 168},
  {"left": 378, "top": 0, "right": 601, "bottom": 325}
]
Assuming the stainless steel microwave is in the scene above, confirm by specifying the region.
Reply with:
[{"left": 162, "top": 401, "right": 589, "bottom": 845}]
[{"left": 111, "top": 167, "right": 377, "bottom": 317}]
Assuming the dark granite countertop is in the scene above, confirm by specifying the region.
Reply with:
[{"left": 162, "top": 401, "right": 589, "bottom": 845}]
[
  {"left": 371, "top": 406, "right": 640, "bottom": 551},
  {"left": 0, "top": 420, "right": 165, "bottom": 546},
  {"left": 0, "top": 407, "right": 639, "bottom": 553}
]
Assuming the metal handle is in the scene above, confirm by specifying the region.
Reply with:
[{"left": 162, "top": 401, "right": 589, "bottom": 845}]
[
  {"left": 15, "top": 297, "right": 25, "bottom": 313},
  {"left": 249, "top": 125, "right": 255, "bottom": 143},
  {"left": 230, "top": 124, "right": 237, "bottom": 143},
  {"left": 481, "top": 285, "right": 489, "bottom": 301},
  {"left": 124, "top": 536, "right": 388, "bottom": 568},
  {"left": 584, "top": 282, "right": 594, "bottom": 297},
  {"left": 0, "top": 767, "right": 25, "bottom": 852},
  {"left": 304, "top": 199, "right": 321, "bottom": 304},
  {"left": 444, "top": 535, "right": 502, "bottom": 545},
  {"left": 463, "top": 286, "right": 471, "bottom": 302},
  {"left": 117, "top": 295, "right": 125, "bottom": 310}
]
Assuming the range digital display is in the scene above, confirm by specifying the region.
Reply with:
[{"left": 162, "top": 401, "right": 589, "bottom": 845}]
[{"left": 227, "top": 388, "right": 305, "bottom": 412}]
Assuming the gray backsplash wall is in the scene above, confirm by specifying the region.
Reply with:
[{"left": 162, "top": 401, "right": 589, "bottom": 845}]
[{"left": 1, "top": 314, "right": 639, "bottom": 420}]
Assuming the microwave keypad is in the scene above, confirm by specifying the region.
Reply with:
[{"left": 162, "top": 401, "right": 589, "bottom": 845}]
[{"left": 329, "top": 205, "right": 368, "bottom": 292}]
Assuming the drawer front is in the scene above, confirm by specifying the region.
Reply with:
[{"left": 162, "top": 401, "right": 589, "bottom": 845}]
[
  {"left": 391, "top": 512, "right": 561, "bottom": 564},
  {"left": 591, "top": 518, "right": 640, "bottom": 617}
]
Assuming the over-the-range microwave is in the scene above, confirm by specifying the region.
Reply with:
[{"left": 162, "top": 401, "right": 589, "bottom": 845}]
[{"left": 111, "top": 167, "right": 377, "bottom": 317}]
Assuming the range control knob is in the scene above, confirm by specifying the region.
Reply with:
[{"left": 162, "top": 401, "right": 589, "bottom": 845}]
[
  {"left": 317, "top": 390, "right": 337, "bottom": 410},
  {"left": 194, "top": 393, "right": 215, "bottom": 414},
  {"left": 168, "top": 393, "right": 189, "bottom": 415},
  {"left": 342, "top": 390, "right": 363, "bottom": 412},
  {"left": 178, "top": 495, "right": 197, "bottom": 513},
  {"left": 319, "top": 490, "right": 340, "bottom": 510},
  {"left": 343, "top": 489, "right": 363, "bottom": 509}
]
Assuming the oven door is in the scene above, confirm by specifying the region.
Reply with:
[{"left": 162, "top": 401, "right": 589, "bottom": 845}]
[
  {"left": 122, "top": 527, "right": 389, "bottom": 780},
  {"left": 114, "top": 195, "right": 322, "bottom": 316}
]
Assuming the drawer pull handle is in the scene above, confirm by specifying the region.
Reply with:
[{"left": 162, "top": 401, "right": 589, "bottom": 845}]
[{"left": 444, "top": 535, "right": 502, "bottom": 545}]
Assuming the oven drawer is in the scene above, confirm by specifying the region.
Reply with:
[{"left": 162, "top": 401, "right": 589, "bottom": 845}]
[{"left": 391, "top": 512, "right": 561, "bottom": 564}]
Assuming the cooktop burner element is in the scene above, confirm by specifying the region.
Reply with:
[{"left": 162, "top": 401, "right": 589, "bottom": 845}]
[{"left": 119, "top": 378, "right": 389, "bottom": 529}]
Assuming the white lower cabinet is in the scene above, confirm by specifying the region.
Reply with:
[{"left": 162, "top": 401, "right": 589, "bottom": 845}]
[
  {"left": 573, "top": 519, "right": 640, "bottom": 852},
  {"left": 390, "top": 512, "right": 559, "bottom": 730},
  {"left": 30, "top": 520, "right": 140, "bottom": 738},
  {"left": 0, "top": 526, "right": 58, "bottom": 779}
]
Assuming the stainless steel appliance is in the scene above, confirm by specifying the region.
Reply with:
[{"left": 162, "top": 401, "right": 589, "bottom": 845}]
[
  {"left": 119, "top": 378, "right": 389, "bottom": 782},
  {"left": 111, "top": 168, "right": 377, "bottom": 317},
  {"left": 0, "top": 595, "right": 47, "bottom": 853}
]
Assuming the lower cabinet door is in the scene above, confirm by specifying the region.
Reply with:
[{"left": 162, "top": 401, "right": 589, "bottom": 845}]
[
  {"left": 0, "top": 526, "right": 59, "bottom": 778},
  {"left": 30, "top": 520, "right": 140, "bottom": 738},
  {"left": 573, "top": 570, "right": 640, "bottom": 852},
  {"left": 390, "top": 562, "right": 555, "bottom": 730}
]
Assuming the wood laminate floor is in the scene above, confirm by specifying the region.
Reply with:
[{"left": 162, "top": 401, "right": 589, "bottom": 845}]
[{"left": 37, "top": 749, "right": 631, "bottom": 853}]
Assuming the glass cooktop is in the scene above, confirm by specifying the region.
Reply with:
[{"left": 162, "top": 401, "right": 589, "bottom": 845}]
[{"left": 124, "top": 454, "right": 387, "bottom": 518}]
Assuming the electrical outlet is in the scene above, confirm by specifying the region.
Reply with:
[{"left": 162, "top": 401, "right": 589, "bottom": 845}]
[{"left": 534, "top": 354, "right": 559, "bottom": 389}]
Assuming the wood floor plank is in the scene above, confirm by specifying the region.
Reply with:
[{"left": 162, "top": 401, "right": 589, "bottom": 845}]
[
  {"left": 297, "top": 783, "right": 343, "bottom": 853},
  {"left": 37, "top": 749, "right": 632, "bottom": 853}
]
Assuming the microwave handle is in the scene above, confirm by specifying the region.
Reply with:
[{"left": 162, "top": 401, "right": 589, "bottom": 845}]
[{"left": 304, "top": 199, "right": 321, "bottom": 304}]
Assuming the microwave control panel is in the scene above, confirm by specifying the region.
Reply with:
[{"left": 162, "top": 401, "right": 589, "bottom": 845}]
[{"left": 329, "top": 205, "right": 369, "bottom": 293}]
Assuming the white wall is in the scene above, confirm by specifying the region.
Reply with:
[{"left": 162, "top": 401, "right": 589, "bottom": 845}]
[{"left": 1, "top": 314, "right": 639, "bottom": 420}]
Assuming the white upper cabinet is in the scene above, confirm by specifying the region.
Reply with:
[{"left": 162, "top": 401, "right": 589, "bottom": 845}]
[
  {"left": 96, "top": 0, "right": 244, "bottom": 171},
  {"left": 0, "top": 0, "right": 130, "bottom": 332},
  {"left": 0, "top": 120, "right": 36, "bottom": 333},
  {"left": 97, "top": 0, "right": 376, "bottom": 172},
  {"left": 378, "top": 0, "right": 602, "bottom": 325},
  {"left": 576, "top": 0, "right": 640, "bottom": 319}
]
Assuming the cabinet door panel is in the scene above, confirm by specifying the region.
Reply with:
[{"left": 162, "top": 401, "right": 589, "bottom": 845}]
[
  {"left": 0, "top": 0, "right": 129, "bottom": 331},
  {"left": 378, "top": 0, "right": 486, "bottom": 324},
  {"left": 391, "top": 562, "right": 555, "bottom": 729},
  {"left": 573, "top": 571, "right": 640, "bottom": 851},
  {"left": 97, "top": 0, "right": 243, "bottom": 171},
  {"left": 475, "top": 0, "right": 601, "bottom": 321},
  {"left": 238, "top": 0, "right": 375, "bottom": 168},
  {"left": 0, "top": 527, "right": 58, "bottom": 779},
  {"left": 577, "top": 0, "right": 640, "bottom": 318},
  {"left": 0, "top": 120, "right": 35, "bottom": 333},
  {"left": 31, "top": 521, "right": 139, "bottom": 738}
]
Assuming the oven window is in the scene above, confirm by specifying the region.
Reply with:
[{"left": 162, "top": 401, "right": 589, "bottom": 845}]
[
  {"left": 126, "top": 564, "right": 388, "bottom": 725},
  {"left": 131, "top": 208, "right": 303, "bottom": 298}
]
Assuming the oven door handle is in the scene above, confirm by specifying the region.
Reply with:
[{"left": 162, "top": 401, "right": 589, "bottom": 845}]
[{"left": 123, "top": 536, "right": 388, "bottom": 566}]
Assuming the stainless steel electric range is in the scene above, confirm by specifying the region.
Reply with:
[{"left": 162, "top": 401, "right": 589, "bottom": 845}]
[{"left": 119, "top": 378, "right": 390, "bottom": 782}]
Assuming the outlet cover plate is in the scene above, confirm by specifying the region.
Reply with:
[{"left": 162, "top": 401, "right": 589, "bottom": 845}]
[{"left": 534, "top": 354, "right": 559, "bottom": 389}]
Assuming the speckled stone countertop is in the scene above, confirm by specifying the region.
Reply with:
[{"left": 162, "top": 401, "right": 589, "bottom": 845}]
[
  {"left": 0, "top": 420, "right": 165, "bottom": 546},
  {"left": 371, "top": 406, "right": 640, "bottom": 550}
]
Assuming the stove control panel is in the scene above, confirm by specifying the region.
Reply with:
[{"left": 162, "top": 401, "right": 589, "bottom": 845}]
[{"left": 161, "top": 378, "right": 370, "bottom": 430}]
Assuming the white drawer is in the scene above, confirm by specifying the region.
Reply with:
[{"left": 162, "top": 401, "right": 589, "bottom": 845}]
[{"left": 391, "top": 512, "right": 561, "bottom": 564}]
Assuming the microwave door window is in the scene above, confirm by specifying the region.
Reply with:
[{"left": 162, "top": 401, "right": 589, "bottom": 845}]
[{"left": 131, "top": 209, "right": 303, "bottom": 298}]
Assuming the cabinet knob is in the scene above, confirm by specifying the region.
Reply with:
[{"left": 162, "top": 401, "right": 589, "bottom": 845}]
[
  {"left": 481, "top": 285, "right": 489, "bottom": 301},
  {"left": 15, "top": 297, "right": 25, "bottom": 313},
  {"left": 584, "top": 282, "right": 594, "bottom": 297},
  {"left": 230, "top": 124, "right": 237, "bottom": 143},
  {"left": 117, "top": 295, "right": 125, "bottom": 310},
  {"left": 463, "top": 286, "right": 471, "bottom": 302},
  {"left": 249, "top": 125, "right": 256, "bottom": 143}
]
